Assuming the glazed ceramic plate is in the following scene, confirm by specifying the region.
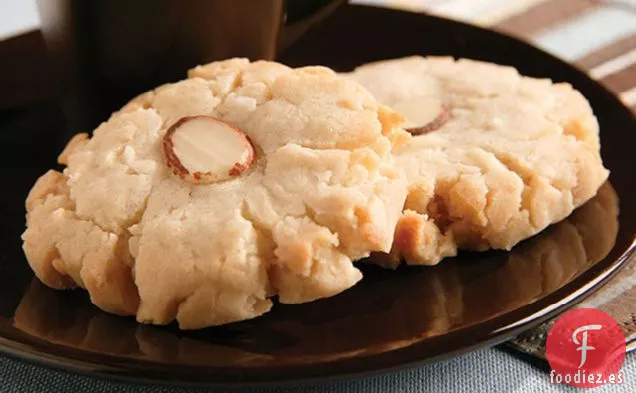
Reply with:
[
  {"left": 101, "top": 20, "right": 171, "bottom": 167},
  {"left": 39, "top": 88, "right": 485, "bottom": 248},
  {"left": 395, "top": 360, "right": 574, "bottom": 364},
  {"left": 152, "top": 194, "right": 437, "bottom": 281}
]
[{"left": 0, "top": 4, "right": 635, "bottom": 387}]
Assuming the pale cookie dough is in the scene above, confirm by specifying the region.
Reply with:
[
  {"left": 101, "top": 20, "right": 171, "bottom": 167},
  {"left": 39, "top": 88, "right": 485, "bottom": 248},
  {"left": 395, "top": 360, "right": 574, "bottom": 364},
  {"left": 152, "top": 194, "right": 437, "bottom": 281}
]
[
  {"left": 344, "top": 56, "right": 609, "bottom": 266},
  {"left": 22, "top": 58, "right": 409, "bottom": 329}
]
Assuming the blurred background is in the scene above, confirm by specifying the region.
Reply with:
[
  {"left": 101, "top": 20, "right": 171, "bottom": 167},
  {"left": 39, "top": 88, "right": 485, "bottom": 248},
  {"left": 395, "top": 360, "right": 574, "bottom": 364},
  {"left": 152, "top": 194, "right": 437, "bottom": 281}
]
[{"left": 0, "top": 0, "right": 634, "bottom": 110}]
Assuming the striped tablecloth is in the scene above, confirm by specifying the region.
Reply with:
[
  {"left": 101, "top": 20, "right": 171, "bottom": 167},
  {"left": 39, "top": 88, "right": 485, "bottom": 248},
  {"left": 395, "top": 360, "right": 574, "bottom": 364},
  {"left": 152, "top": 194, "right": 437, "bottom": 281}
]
[{"left": 354, "top": 0, "right": 636, "bottom": 112}]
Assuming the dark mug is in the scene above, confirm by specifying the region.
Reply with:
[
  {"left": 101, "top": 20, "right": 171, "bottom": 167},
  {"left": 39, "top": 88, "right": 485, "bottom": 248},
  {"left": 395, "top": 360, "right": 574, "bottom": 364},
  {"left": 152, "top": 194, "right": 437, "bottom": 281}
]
[{"left": 36, "top": 0, "right": 345, "bottom": 132}]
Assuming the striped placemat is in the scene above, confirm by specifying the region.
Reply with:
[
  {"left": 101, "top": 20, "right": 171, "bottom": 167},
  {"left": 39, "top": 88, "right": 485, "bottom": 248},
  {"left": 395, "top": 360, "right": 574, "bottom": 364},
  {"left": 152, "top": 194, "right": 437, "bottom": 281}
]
[
  {"left": 353, "top": 0, "right": 636, "bottom": 112},
  {"left": 353, "top": 0, "right": 636, "bottom": 359}
]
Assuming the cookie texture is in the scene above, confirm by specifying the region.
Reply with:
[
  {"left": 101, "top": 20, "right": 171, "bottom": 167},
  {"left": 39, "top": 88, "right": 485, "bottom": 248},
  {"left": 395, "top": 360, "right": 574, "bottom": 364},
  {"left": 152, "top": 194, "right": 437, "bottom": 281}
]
[
  {"left": 344, "top": 56, "right": 609, "bottom": 266},
  {"left": 22, "top": 58, "right": 409, "bottom": 328}
]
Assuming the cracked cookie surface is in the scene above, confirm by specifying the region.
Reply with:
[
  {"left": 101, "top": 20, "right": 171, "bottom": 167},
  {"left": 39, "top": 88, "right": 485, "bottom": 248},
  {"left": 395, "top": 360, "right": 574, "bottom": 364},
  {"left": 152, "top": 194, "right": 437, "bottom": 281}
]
[
  {"left": 344, "top": 56, "right": 609, "bottom": 266},
  {"left": 22, "top": 58, "right": 409, "bottom": 329}
]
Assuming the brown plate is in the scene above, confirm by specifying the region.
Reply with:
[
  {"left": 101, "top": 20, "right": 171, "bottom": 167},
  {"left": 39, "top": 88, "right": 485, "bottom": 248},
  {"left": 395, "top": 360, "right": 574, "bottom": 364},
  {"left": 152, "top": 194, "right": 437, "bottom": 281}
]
[{"left": 0, "top": 4, "right": 635, "bottom": 388}]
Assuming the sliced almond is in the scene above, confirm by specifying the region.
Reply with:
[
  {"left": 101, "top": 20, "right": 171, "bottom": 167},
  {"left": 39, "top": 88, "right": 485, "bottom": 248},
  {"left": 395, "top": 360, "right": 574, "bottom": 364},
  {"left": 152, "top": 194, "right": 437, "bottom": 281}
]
[
  {"left": 163, "top": 116, "right": 255, "bottom": 184},
  {"left": 392, "top": 96, "right": 451, "bottom": 135}
]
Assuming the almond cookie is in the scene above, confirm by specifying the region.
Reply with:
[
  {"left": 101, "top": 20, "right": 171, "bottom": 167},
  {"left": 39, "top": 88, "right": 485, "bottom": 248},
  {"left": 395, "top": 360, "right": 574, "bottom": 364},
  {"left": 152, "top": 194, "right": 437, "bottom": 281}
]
[
  {"left": 344, "top": 56, "right": 609, "bottom": 266},
  {"left": 22, "top": 58, "right": 409, "bottom": 328}
]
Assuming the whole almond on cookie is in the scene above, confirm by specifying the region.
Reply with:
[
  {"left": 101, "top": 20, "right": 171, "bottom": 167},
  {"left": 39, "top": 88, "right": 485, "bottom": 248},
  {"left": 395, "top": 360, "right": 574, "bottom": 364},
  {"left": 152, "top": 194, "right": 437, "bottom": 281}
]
[
  {"left": 391, "top": 96, "right": 451, "bottom": 135},
  {"left": 163, "top": 116, "right": 255, "bottom": 184}
]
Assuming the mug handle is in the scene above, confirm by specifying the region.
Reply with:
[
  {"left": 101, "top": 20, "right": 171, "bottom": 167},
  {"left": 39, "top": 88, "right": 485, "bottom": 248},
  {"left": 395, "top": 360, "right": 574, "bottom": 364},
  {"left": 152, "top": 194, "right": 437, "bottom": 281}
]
[{"left": 277, "top": 0, "right": 348, "bottom": 57}]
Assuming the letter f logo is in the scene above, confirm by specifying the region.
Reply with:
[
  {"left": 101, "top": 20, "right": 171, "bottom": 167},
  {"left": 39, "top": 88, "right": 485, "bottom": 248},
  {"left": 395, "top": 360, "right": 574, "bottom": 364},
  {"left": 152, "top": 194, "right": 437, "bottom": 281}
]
[{"left": 572, "top": 324, "right": 602, "bottom": 368}]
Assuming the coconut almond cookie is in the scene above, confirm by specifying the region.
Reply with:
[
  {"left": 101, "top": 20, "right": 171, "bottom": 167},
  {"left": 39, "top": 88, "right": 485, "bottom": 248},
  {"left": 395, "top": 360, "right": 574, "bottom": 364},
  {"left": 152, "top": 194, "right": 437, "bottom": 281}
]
[
  {"left": 22, "top": 58, "right": 409, "bottom": 329},
  {"left": 344, "top": 56, "right": 609, "bottom": 266}
]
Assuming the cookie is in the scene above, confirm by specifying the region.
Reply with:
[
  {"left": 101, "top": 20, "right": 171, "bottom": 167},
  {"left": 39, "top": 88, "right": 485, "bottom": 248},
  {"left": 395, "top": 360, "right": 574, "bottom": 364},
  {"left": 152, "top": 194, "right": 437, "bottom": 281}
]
[
  {"left": 22, "top": 58, "right": 409, "bottom": 328},
  {"left": 344, "top": 56, "right": 609, "bottom": 266}
]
